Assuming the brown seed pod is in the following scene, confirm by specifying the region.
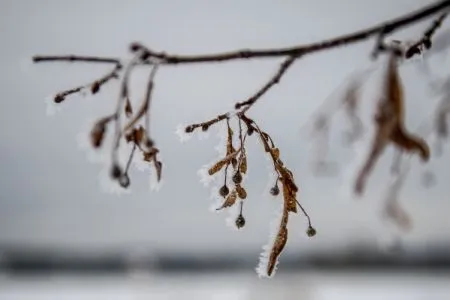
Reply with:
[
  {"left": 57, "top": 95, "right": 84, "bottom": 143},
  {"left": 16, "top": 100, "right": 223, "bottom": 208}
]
[
  {"left": 219, "top": 185, "right": 230, "bottom": 197},
  {"left": 232, "top": 171, "right": 243, "bottom": 184},
  {"left": 235, "top": 214, "right": 246, "bottom": 229},
  {"left": 306, "top": 226, "right": 317, "bottom": 237},
  {"left": 270, "top": 185, "right": 280, "bottom": 196}
]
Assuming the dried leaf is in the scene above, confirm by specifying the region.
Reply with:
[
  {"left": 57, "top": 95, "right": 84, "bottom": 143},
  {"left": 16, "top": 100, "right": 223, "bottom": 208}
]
[
  {"left": 208, "top": 149, "right": 241, "bottom": 176},
  {"left": 271, "top": 148, "right": 280, "bottom": 161},
  {"left": 143, "top": 148, "right": 159, "bottom": 162},
  {"left": 281, "top": 179, "right": 297, "bottom": 213},
  {"left": 267, "top": 211, "right": 289, "bottom": 276},
  {"left": 90, "top": 116, "right": 113, "bottom": 148},
  {"left": 239, "top": 153, "right": 247, "bottom": 174},
  {"left": 236, "top": 185, "right": 247, "bottom": 199},
  {"left": 217, "top": 189, "right": 237, "bottom": 210},
  {"left": 390, "top": 126, "right": 430, "bottom": 162}
]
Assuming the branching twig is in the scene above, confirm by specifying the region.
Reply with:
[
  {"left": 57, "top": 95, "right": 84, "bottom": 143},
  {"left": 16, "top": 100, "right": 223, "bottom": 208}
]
[{"left": 30, "top": 0, "right": 450, "bottom": 278}]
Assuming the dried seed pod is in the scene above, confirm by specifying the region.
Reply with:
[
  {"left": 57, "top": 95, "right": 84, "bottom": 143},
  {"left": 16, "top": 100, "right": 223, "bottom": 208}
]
[
  {"left": 219, "top": 185, "right": 230, "bottom": 197},
  {"left": 236, "top": 185, "right": 247, "bottom": 199},
  {"left": 235, "top": 214, "right": 246, "bottom": 229},
  {"left": 270, "top": 185, "right": 280, "bottom": 196},
  {"left": 118, "top": 173, "right": 130, "bottom": 188},
  {"left": 306, "top": 226, "right": 317, "bottom": 237},
  {"left": 232, "top": 172, "right": 243, "bottom": 184}
]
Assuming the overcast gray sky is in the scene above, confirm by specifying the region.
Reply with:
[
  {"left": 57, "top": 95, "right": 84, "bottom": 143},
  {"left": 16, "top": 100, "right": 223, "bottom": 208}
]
[{"left": 1, "top": 0, "right": 449, "bottom": 258}]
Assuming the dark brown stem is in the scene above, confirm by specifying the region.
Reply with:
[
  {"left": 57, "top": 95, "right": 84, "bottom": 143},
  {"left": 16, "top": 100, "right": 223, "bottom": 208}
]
[{"left": 235, "top": 55, "right": 297, "bottom": 111}]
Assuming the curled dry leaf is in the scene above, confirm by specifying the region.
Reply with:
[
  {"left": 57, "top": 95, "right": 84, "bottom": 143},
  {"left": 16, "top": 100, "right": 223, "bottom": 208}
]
[
  {"left": 355, "top": 52, "right": 430, "bottom": 195},
  {"left": 267, "top": 210, "right": 289, "bottom": 277},
  {"left": 208, "top": 148, "right": 241, "bottom": 176},
  {"left": 236, "top": 184, "right": 247, "bottom": 199},
  {"left": 217, "top": 189, "right": 237, "bottom": 210},
  {"left": 90, "top": 115, "right": 114, "bottom": 148},
  {"left": 239, "top": 152, "right": 248, "bottom": 174}
]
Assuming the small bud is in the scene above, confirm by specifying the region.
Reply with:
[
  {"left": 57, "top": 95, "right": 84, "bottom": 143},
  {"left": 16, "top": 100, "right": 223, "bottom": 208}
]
[
  {"left": 232, "top": 172, "right": 242, "bottom": 184},
  {"left": 235, "top": 214, "right": 246, "bottom": 229},
  {"left": 129, "top": 42, "right": 141, "bottom": 52},
  {"left": 247, "top": 127, "right": 254, "bottom": 136},
  {"left": 219, "top": 185, "right": 229, "bottom": 197},
  {"left": 201, "top": 124, "right": 209, "bottom": 131},
  {"left": 54, "top": 94, "right": 65, "bottom": 103},
  {"left": 110, "top": 164, "right": 122, "bottom": 179},
  {"left": 91, "top": 81, "right": 100, "bottom": 94},
  {"left": 185, "top": 125, "right": 195, "bottom": 133},
  {"left": 423, "top": 38, "right": 432, "bottom": 49},
  {"left": 90, "top": 124, "right": 105, "bottom": 148},
  {"left": 118, "top": 173, "right": 130, "bottom": 188},
  {"left": 306, "top": 226, "right": 316, "bottom": 237},
  {"left": 270, "top": 185, "right": 280, "bottom": 196}
]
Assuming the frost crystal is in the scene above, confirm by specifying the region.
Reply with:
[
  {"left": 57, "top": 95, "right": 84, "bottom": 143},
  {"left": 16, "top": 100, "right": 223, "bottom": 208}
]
[
  {"left": 197, "top": 164, "right": 217, "bottom": 187},
  {"left": 255, "top": 203, "right": 284, "bottom": 278},
  {"left": 175, "top": 124, "right": 192, "bottom": 143}
]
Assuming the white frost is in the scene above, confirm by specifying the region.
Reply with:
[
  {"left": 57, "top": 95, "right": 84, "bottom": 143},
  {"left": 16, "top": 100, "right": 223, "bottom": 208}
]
[
  {"left": 175, "top": 124, "right": 193, "bottom": 143},
  {"left": 255, "top": 202, "right": 284, "bottom": 278}
]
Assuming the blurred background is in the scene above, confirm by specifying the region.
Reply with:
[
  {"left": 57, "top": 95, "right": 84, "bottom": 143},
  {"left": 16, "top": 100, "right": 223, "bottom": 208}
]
[{"left": 1, "top": 0, "right": 450, "bottom": 299}]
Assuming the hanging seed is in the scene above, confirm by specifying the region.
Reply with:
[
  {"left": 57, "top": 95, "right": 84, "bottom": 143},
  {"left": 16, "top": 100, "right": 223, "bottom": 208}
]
[
  {"left": 235, "top": 214, "right": 246, "bottom": 229},
  {"left": 270, "top": 185, "right": 280, "bottom": 196},
  {"left": 232, "top": 172, "right": 242, "bottom": 184},
  {"left": 219, "top": 185, "right": 230, "bottom": 197},
  {"left": 306, "top": 226, "right": 317, "bottom": 237}
]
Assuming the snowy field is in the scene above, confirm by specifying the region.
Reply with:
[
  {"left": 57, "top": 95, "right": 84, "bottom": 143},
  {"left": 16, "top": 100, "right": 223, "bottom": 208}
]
[{"left": 0, "top": 271, "right": 448, "bottom": 300}]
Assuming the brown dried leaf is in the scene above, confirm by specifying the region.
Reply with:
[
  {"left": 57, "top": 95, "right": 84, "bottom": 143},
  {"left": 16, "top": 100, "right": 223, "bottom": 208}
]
[
  {"left": 236, "top": 185, "right": 247, "bottom": 199},
  {"left": 143, "top": 148, "right": 159, "bottom": 162},
  {"left": 208, "top": 149, "right": 241, "bottom": 176},
  {"left": 217, "top": 189, "right": 237, "bottom": 210},
  {"left": 90, "top": 116, "right": 113, "bottom": 148},
  {"left": 239, "top": 152, "right": 247, "bottom": 174},
  {"left": 281, "top": 179, "right": 297, "bottom": 213},
  {"left": 267, "top": 211, "right": 289, "bottom": 276},
  {"left": 271, "top": 148, "right": 280, "bottom": 161}
]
